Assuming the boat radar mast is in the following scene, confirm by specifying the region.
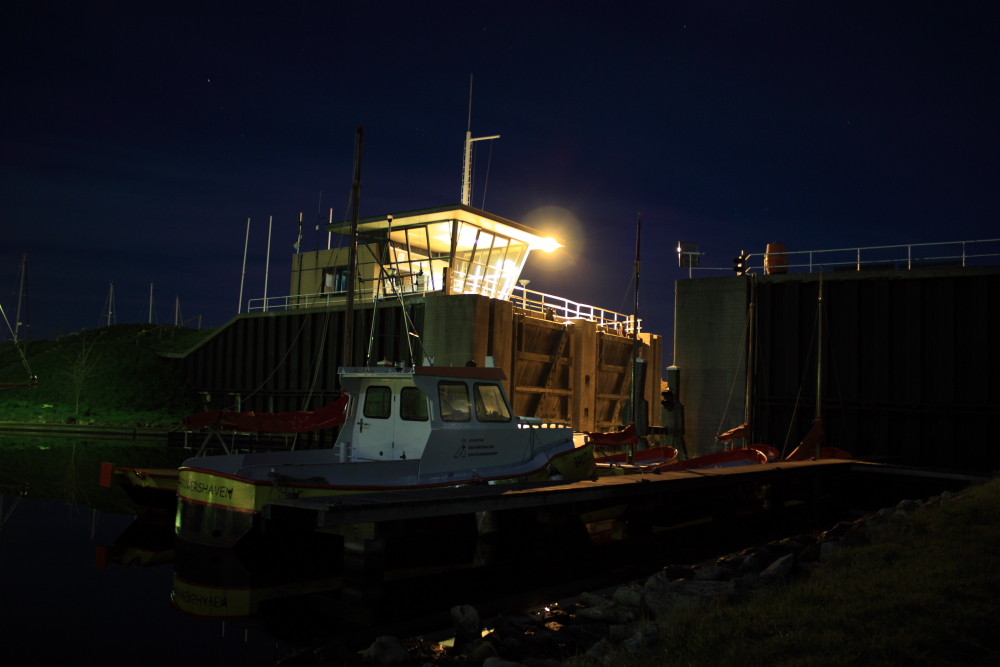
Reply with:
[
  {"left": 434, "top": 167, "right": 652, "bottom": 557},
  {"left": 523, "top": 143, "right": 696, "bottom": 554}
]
[{"left": 461, "top": 74, "right": 500, "bottom": 206}]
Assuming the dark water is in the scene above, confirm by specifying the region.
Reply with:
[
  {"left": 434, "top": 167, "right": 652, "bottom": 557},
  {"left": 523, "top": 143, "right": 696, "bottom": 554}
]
[
  {"left": 2, "top": 438, "right": 965, "bottom": 665},
  {"left": 0, "top": 437, "right": 307, "bottom": 665},
  {"left": 0, "top": 439, "right": 562, "bottom": 665},
  {"left": 0, "top": 495, "right": 298, "bottom": 665}
]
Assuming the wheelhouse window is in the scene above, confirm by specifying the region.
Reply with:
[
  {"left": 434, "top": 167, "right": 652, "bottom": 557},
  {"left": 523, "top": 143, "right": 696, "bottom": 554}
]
[
  {"left": 400, "top": 386, "right": 429, "bottom": 421},
  {"left": 438, "top": 381, "right": 471, "bottom": 422},
  {"left": 474, "top": 383, "right": 511, "bottom": 422},
  {"left": 363, "top": 386, "right": 392, "bottom": 419}
]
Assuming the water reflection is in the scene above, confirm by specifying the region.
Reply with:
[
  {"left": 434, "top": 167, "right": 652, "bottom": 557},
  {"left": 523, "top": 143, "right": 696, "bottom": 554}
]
[
  {"left": 0, "top": 438, "right": 299, "bottom": 664},
  {"left": 0, "top": 438, "right": 535, "bottom": 663},
  {"left": 0, "top": 437, "right": 611, "bottom": 663}
]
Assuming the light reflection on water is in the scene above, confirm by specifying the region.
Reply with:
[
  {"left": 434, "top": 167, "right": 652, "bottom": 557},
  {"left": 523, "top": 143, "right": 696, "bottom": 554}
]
[
  {"left": 0, "top": 437, "right": 302, "bottom": 665},
  {"left": 0, "top": 495, "right": 296, "bottom": 665}
]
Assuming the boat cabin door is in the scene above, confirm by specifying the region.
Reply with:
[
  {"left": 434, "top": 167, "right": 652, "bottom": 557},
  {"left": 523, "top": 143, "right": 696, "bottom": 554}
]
[{"left": 349, "top": 380, "right": 431, "bottom": 461}]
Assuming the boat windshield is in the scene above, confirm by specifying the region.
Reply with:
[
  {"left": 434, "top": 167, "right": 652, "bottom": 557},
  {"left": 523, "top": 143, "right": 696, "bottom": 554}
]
[
  {"left": 474, "top": 383, "right": 511, "bottom": 422},
  {"left": 438, "top": 381, "right": 471, "bottom": 422}
]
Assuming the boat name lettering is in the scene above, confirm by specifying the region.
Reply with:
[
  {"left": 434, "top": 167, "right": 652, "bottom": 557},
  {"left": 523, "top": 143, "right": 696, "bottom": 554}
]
[
  {"left": 174, "top": 588, "right": 229, "bottom": 608},
  {"left": 182, "top": 478, "right": 234, "bottom": 498}
]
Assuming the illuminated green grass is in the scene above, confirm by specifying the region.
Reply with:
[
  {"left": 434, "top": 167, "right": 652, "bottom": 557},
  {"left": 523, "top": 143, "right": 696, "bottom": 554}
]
[{"left": 0, "top": 324, "right": 208, "bottom": 427}]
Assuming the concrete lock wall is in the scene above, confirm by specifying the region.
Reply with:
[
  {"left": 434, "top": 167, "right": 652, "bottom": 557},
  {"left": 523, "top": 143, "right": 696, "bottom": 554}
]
[
  {"left": 673, "top": 265, "right": 1000, "bottom": 471},
  {"left": 169, "top": 292, "right": 662, "bottom": 433}
]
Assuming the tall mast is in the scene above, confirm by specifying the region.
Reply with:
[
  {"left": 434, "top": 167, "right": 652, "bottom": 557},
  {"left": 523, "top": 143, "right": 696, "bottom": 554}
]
[
  {"left": 238, "top": 217, "right": 250, "bottom": 314},
  {"left": 344, "top": 126, "right": 365, "bottom": 367},
  {"left": 814, "top": 270, "right": 825, "bottom": 457},
  {"left": 744, "top": 277, "right": 756, "bottom": 430},
  {"left": 630, "top": 213, "right": 642, "bottom": 426},
  {"left": 460, "top": 74, "right": 500, "bottom": 206}
]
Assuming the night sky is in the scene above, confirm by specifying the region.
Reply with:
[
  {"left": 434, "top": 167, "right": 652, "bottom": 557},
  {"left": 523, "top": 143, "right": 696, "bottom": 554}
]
[{"left": 3, "top": 2, "right": 997, "bottom": 353}]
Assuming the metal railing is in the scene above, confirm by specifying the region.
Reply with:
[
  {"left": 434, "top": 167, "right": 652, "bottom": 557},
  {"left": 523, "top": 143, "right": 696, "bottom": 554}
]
[
  {"left": 246, "top": 280, "right": 431, "bottom": 313},
  {"left": 246, "top": 284, "right": 640, "bottom": 336},
  {"left": 692, "top": 238, "right": 1000, "bottom": 275},
  {"left": 509, "top": 285, "right": 640, "bottom": 335}
]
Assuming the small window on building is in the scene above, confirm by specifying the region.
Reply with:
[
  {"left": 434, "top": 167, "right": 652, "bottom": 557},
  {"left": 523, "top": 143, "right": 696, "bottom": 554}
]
[
  {"left": 400, "top": 386, "right": 429, "bottom": 421},
  {"left": 474, "top": 383, "right": 511, "bottom": 422},
  {"left": 324, "top": 267, "right": 351, "bottom": 293},
  {"left": 438, "top": 381, "right": 470, "bottom": 422},
  {"left": 363, "top": 386, "right": 392, "bottom": 419}
]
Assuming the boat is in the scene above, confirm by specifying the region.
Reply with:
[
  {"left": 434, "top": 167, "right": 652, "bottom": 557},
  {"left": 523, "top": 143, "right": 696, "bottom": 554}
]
[
  {"left": 99, "top": 463, "right": 181, "bottom": 511},
  {"left": 175, "top": 364, "right": 596, "bottom": 547}
]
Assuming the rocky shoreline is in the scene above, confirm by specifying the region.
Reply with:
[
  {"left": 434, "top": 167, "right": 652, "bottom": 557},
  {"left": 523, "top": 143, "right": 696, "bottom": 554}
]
[{"left": 279, "top": 490, "right": 959, "bottom": 667}]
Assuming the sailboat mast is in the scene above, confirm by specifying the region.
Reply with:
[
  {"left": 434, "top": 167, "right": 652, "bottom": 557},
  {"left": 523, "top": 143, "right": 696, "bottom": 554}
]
[
  {"left": 238, "top": 217, "right": 250, "bottom": 315},
  {"left": 14, "top": 253, "right": 27, "bottom": 342},
  {"left": 344, "top": 125, "right": 365, "bottom": 367}
]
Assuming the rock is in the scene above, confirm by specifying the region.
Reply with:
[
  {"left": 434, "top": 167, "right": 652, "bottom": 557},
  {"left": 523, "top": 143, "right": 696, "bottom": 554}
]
[
  {"left": 768, "top": 537, "right": 805, "bottom": 556},
  {"left": 642, "top": 590, "right": 688, "bottom": 618},
  {"left": 576, "top": 604, "right": 635, "bottom": 623},
  {"left": 644, "top": 569, "right": 677, "bottom": 592},
  {"left": 671, "top": 579, "right": 734, "bottom": 598},
  {"left": 483, "top": 657, "right": 526, "bottom": 667},
  {"left": 659, "top": 563, "right": 696, "bottom": 579},
  {"left": 612, "top": 585, "right": 644, "bottom": 607},
  {"left": 450, "top": 604, "right": 481, "bottom": 648},
  {"left": 578, "top": 591, "right": 612, "bottom": 607},
  {"left": 761, "top": 553, "right": 795, "bottom": 579},
  {"left": 358, "top": 636, "right": 409, "bottom": 666},
  {"left": 467, "top": 640, "right": 499, "bottom": 663},
  {"left": 896, "top": 498, "right": 922, "bottom": 513},
  {"left": 558, "top": 622, "right": 609, "bottom": 652},
  {"left": 739, "top": 550, "right": 769, "bottom": 573},
  {"left": 693, "top": 564, "right": 729, "bottom": 581}
]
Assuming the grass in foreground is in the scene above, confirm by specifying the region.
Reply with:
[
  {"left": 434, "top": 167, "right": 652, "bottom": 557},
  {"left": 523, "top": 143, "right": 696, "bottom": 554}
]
[{"left": 589, "top": 479, "right": 1000, "bottom": 666}]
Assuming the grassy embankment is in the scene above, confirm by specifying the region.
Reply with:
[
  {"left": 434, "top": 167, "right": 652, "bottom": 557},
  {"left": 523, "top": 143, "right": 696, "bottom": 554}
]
[
  {"left": 585, "top": 478, "right": 1000, "bottom": 666},
  {"left": 0, "top": 323, "right": 210, "bottom": 427},
  {"left": 0, "top": 324, "right": 212, "bottom": 509}
]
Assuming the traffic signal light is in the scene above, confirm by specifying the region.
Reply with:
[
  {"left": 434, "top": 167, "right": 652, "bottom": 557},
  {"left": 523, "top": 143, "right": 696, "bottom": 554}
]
[
  {"left": 661, "top": 388, "right": 674, "bottom": 410},
  {"left": 732, "top": 250, "right": 748, "bottom": 276}
]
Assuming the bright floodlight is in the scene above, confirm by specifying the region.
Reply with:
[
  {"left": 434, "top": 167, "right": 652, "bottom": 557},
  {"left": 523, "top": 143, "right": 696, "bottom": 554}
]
[{"left": 537, "top": 237, "right": 562, "bottom": 253}]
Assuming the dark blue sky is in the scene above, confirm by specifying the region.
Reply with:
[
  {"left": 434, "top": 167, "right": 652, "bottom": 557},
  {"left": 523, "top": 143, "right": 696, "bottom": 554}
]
[{"left": 2, "top": 1, "right": 997, "bottom": 349}]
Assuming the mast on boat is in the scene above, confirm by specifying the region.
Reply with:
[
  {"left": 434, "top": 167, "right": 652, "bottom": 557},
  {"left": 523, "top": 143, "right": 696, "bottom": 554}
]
[{"left": 344, "top": 126, "right": 365, "bottom": 367}]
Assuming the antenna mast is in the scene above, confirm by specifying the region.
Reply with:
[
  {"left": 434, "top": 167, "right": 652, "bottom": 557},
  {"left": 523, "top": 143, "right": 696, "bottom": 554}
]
[{"left": 460, "top": 74, "right": 500, "bottom": 206}]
